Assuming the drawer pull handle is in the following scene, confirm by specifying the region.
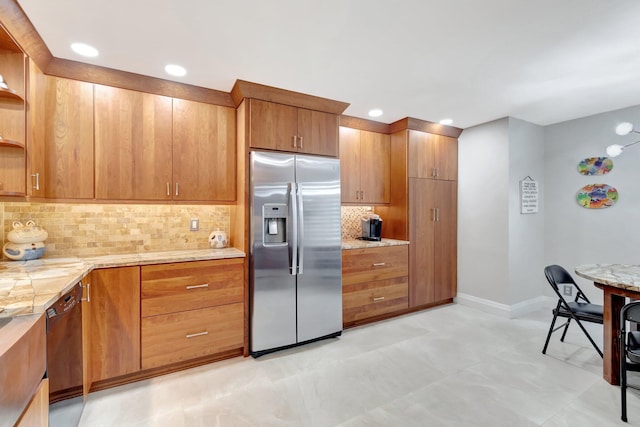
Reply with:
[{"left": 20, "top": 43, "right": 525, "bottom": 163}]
[
  {"left": 186, "top": 331, "right": 209, "bottom": 339},
  {"left": 186, "top": 283, "right": 209, "bottom": 290},
  {"left": 372, "top": 262, "right": 386, "bottom": 267},
  {"left": 372, "top": 296, "right": 385, "bottom": 302}
]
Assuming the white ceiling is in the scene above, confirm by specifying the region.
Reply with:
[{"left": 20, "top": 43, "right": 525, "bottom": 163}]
[{"left": 15, "top": 0, "right": 640, "bottom": 129}]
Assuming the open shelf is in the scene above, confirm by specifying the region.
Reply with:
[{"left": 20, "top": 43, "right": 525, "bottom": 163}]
[
  {"left": 0, "top": 138, "right": 24, "bottom": 148},
  {"left": 0, "top": 87, "right": 24, "bottom": 102}
]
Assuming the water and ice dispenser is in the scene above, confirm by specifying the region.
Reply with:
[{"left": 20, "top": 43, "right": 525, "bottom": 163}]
[{"left": 263, "top": 203, "right": 287, "bottom": 245}]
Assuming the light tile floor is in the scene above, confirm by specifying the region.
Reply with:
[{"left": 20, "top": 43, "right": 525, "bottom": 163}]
[{"left": 69, "top": 304, "right": 640, "bottom": 426}]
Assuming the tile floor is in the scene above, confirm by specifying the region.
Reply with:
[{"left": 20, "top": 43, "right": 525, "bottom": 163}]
[{"left": 64, "top": 304, "right": 640, "bottom": 426}]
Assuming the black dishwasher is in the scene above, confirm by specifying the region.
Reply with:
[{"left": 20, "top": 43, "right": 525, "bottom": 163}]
[{"left": 46, "top": 281, "right": 84, "bottom": 427}]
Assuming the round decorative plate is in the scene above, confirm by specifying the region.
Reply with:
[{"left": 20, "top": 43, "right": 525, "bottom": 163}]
[
  {"left": 577, "top": 157, "right": 613, "bottom": 176},
  {"left": 576, "top": 184, "right": 618, "bottom": 209}
]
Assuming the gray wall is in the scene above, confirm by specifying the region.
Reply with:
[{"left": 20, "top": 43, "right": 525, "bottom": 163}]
[
  {"left": 544, "top": 105, "right": 640, "bottom": 303},
  {"left": 458, "top": 105, "right": 640, "bottom": 312}
]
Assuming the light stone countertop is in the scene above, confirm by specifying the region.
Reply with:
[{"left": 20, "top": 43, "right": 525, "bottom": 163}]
[
  {"left": 0, "top": 248, "right": 245, "bottom": 318},
  {"left": 341, "top": 238, "right": 410, "bottom": 250},
  {"left": 575, "top": 264, "right": 640, "bottom": 291}
]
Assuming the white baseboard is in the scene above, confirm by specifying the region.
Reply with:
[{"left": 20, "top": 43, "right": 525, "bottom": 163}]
[{"left": 455, "top": 293, "right": 553, "bottom": 319}]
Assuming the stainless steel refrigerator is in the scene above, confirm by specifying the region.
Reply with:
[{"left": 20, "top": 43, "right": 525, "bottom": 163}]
[{"left": 250, "top": 151, "right": 342, "bottom": 356}]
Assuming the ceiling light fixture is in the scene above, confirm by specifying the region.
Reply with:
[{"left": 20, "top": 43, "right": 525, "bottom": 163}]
[
  {"left": 165, "top": 64, "right": 187, "bottom": 77},
  {"left": 70, "top": 43, "right": 99, "bottom": 57},
  {"left": 607, "top": 122, "right": 640, "bottom": 157},
  {"left": 439, "top": 118, "right": 453, "bottom": 125},
  {"left": 368, "top": 109, "right": 383, "bottom": 118}
]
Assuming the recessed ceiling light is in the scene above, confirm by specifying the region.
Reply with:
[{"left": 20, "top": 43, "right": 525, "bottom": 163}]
[
  {"left": 368, "top": 109, "right": 383, "bottom": 118},
  {"left": 70, "top": 43, "right": 99, "bottom": 58},
  {"left": 165, "top": 64, "right": 187, "bottom": 77},
  {"left": 439, "top": 118, "right": 453, "bottom": 125}
]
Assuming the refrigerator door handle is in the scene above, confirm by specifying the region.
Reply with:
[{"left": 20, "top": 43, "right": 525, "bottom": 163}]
[
  {"left": 290, "top": 182, "right": 298, "bottom": 276},
  {"left": 297, "top": 183, "right": 304, "bottom": 275}
]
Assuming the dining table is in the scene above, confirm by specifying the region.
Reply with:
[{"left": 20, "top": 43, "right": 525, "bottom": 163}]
[{"left": 574, "top": 264, "right": 640, "bottom": 385}]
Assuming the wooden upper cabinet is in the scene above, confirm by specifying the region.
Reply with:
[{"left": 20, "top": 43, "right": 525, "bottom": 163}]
[
  {"left": 172, "top": 99, "right": 236, "bottom": 201},
  {"left": 44, "top": 76, "right": 94, "bottom": 199},
  {"left": 94, "top": 85, "right": 173, "bottom": 200},
  {"left": 27, "top": 58, "right": 45, "bottom": 197},
  {"left": 297, "top": 108, "right": 339, "bottom": 156},
  {"left": 339, "top": 126, "right": 390, "bottom": 204},
  {"left": 339, "top": 127, "right": 361, "bottom": 203},
  {"left": 249, "top": 99, "right": 338, "bottom": 157},
  {"left": 408, "top": 130, "right": 457, "bottom": 181}
]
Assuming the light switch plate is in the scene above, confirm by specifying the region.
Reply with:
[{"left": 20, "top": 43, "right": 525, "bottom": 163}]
[{"left": 190, "top": 218, "right": 199, "bottom": 231}]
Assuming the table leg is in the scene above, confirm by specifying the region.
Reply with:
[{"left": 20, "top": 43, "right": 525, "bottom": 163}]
[{"left": 603, "top": 289, "right": 625, "bottom": 384}]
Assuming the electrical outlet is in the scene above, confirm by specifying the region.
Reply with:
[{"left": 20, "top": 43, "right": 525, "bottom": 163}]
[
  {"left": 563, "top": 285, "right": 572, "bottom": 296},
  {"left": 190, "top": 218, "right": 199, "bottom": 231}
]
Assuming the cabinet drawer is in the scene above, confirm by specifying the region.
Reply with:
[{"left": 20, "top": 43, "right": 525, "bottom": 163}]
[
  {"left": 342, "top": 245, "right": 408, "bottom": 285},
  {"left": 141, "top": 258, "right": 244, "bottom": 317},
  {"left": 343, "top": 276, "right": 408, "bottom": 324},
  {"left": 141, "top": 303, "right": 244, "bottom": 369}
]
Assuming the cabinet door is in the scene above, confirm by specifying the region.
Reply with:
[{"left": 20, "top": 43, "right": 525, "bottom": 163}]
[
  {"left": 409, "top": 178, "right": 457, "bottom": 307},
  {"left": 172, "top": 99, "right": 236, "bottom": 201},
  {"left": 249, "top": 99, "right": 298, "bottom": 152},
  {"left": 433, "top": 180, "right": 457, "bottom": 301},
  {"left": 409, "top": 178, "right": 436, "bottom": 307},
  {"left": 27, "top": 58, "right": 45, "bottom": 197},
  {"left": 297, "top": 108, "right": 338, "bottom": 157},
  {"left": 360, "top": 130, "right": 390, "bottom": 204},
  {"left": 44, "top": 76, "right": 94, "bottom": 199},
  {"left": 81, "top": 274, "right": 92, "bottom": 398},
  {"left": 408, "top": 131, "right": 457, "bottom": 181},
  {"left": 89, "top": 267, "right": 140, "bottom": 383},
  {"left": 94, "top": 85, "right": 172, "bottom": 200},
  {"left": 339, "top": 127, "right": 361, "bottom": 203}
]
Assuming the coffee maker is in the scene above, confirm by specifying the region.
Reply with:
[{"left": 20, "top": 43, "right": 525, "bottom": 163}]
[{"left": 360, "top": 214, "right": 382, "bottom": 241}]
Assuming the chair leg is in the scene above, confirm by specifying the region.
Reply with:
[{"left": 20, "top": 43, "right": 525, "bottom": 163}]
[
  {"left": 621, "top": 361, "right": 628, "bottom": 422},
  {"left": 573, "top": 318, "right": 603, "bottom": 358},
  {"left": 543, "top": 313, "right": 559, "bottom": 354},
  {"left": 560, "top": 318, "right": 571, "bottom": 342}
]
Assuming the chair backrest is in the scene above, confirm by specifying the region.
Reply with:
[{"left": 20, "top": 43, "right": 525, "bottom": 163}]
[
  {"left": 622, "top": 301, "right": 640, "bottom": 324},
  {"left": 544, "top": 264, "right": 590, "bottom": 303}
]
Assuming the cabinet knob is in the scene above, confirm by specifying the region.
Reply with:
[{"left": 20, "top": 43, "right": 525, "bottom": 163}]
[
  {"left": 299, "top": 136, "right": 304, "bottom": 148},
  {"left": 186, "top": 283, "right": 209, "bottom": 290},
  {"left": 293, "top": 135, "right": 298, "bottom": 148},
  {"left": 185, "top": 331, "right": 209, "bottom": 339},
  {"left": 372, "top": 262, "right": 386, "bottom": 267},
  {"left": 31, "top": 173, "right": 40, "bottom": 190},
  {"left": 372, "top": 296, "right": 385, "bottom": 302}
]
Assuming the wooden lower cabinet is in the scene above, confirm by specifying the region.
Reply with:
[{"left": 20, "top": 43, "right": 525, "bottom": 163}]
[
  {"left": 16, "top": 378, "right": 48, "bottom": 427},
  {"left": 140, "top": 258, "right": 245, "bottom": 370},
  {"left": 141, "top": 303, "right": 244, "bottom": 369},
  {"left": 88, "top": 267, "right": 141, "bottom": 383},
  {"left": 342, "top": 245, "right": 409, "bottom": 326}
]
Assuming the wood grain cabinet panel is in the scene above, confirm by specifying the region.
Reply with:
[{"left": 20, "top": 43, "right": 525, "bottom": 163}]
[
  {"left": 342, "top": 245, "right": 409, "bottom": 326},
  {"left": 141, "top": 303, "right": 244, "bottom": 370},
  {"left": 16, "top": 378, "right": 48, "bottom": 427},
  {"left": 339, "top": 126, "right": 390, "bottom": 204},
  {"left": 141, "top": 258, "right": 244, "bottom": 317},
  {"left": 173, "top": 99, "right": 236, "bottom": 201},
  {"left": 94, "top": 85, "right": 173, "bottom": 200},
  {"left": 88, "top": 267, "right": 140, "bottom": 383},
  {"left": 409, "top": 178, "right": 457, "bottom": 307},
  {"left": 408, "top": 131, "right": 457, "bottom": 181},
  {"left": 43, "top": 76, "right": 94, "bottom": 199},
  {"left": 249, "top": 99, "right": 338, "bottom": 157}
]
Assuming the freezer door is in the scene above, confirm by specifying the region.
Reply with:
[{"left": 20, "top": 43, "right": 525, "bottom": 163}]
[
  {"left": 250, "top": 152, "right": 297, "bottom": 353},
  {"left": 295, "top": 155, "right": 343, "bottom": 342}
]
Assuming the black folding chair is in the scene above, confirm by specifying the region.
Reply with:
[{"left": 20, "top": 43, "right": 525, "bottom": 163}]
[
  {"left": 620, "top": 301, "right": 640, "bottom": 422},
  {"left": 542, "top": 265, "right": 603, "bottom": 357}
]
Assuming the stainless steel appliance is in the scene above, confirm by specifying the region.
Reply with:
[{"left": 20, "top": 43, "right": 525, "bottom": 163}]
[
  {"left": 250, "top": 151, "right": 342, "bottom": 356},
  {"left": 46, "top": 282, "right": 84, "bottom": 427},
  {"left": 360, "top": 215, "right": 382, "bottom": 241}
]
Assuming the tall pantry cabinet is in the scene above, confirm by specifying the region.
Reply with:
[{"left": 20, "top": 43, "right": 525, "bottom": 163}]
[{"left": 382, "top": 120, "right": 461, "bottom": 308}]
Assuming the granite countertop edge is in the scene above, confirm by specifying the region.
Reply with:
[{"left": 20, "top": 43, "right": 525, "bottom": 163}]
[
  {"left": 341, "top": 238, "right": 410, "bottom": 250},
  {"left": 0, "top": 248, "right": 246, "bottom": 319}
]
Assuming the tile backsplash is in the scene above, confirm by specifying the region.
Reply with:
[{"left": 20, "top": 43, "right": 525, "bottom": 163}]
[
  {"left": 0, "top": 202, "right": 377, "bottom": 259},
  {"left": 1, "top": 202, "right": 230, "bottom": 258},
  {"left": 341, "top": 206, "right": 374, "bottom": 239}
]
